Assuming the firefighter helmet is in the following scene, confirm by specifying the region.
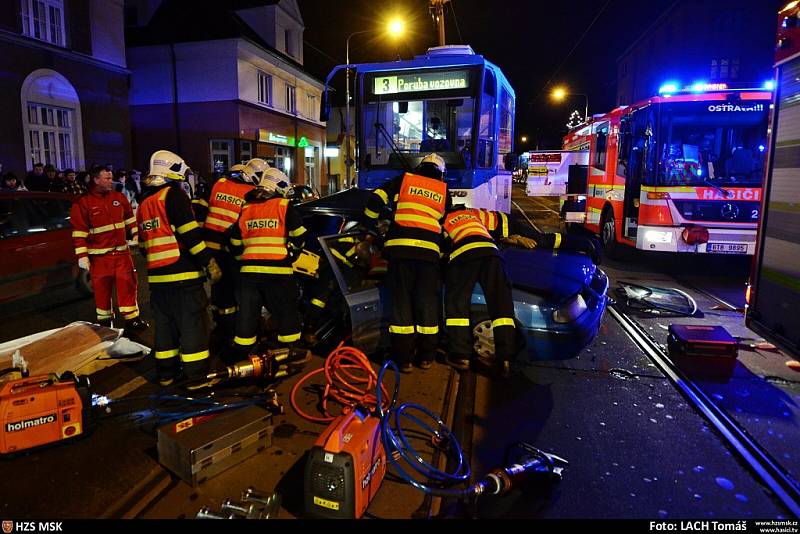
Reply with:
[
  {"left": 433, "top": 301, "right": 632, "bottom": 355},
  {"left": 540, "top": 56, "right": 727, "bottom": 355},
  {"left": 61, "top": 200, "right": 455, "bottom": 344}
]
[
  {"left": 242, "top": 158, "right": 270, "bottom": 186},
  {"left": 257, "top": 167, "right": 290, "bottom": 193},
  {"left": 228, "top": 163, "right": 248, "bottom": 182},
  {"left": 145, "top": 150, "right": 190, "bottom": 186},
  {"left": 416, "top": 153, "right": 446, "bottom": 179}
]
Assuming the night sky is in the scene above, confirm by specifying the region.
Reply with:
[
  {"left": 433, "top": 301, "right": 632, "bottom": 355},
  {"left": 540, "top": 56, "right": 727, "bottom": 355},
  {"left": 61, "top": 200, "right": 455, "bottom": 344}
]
[{"left": 299, "top": 0, "right": 677, "bottom": 150}]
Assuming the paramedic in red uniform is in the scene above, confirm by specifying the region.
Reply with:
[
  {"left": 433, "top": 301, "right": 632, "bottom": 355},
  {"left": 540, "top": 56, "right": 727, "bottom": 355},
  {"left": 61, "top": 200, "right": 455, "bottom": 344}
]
[{"left": 71, "top": 164, "right": 147, "bottom": 332}]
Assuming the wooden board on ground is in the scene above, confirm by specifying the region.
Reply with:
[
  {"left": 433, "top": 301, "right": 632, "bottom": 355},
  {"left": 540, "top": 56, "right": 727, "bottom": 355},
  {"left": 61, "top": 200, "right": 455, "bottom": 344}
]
[{"left": 0, "top": 321, "right": 123, "bottom": 378}]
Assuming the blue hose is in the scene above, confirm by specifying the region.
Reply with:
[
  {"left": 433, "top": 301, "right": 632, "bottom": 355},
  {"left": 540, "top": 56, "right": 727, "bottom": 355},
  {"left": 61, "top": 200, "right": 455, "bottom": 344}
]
[{"left": 376, "top": 360, "right": 471, "bottom": 496}]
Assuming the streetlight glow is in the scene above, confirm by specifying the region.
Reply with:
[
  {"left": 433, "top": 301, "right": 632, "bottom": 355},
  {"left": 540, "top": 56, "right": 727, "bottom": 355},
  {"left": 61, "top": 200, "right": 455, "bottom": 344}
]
[
  {"left": 551, "top": 87, "right": 567, "bottom": 101},
  {"left": 521, "top": 136, "right": 528, "bottom": 143},
  {"left": 388, "top": 19, "right": 405, "bottom": 37}
]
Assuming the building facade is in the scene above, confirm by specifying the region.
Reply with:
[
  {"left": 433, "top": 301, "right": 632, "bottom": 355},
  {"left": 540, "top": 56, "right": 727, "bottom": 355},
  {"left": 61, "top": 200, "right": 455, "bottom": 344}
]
[
  {"left": 126, "top": 0, "right": 326, "bottom": 189},
  {"left": 0, "top": 0, "right": 130, "bottom": 175},
  {"left": 616, "top": 0, "right": 776, "bottom": 106}
]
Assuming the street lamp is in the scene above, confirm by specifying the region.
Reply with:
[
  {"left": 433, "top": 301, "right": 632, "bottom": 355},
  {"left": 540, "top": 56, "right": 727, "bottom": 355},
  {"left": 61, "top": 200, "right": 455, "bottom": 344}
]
[
  {"left": 344, "top": 19, "right": 405, "bottom": 188},
  {"left": 550, "top": 86, "right": 589, "bottom": 124},
  {"left": 520, "top": 135, "right": 528, "bottom": 144}
]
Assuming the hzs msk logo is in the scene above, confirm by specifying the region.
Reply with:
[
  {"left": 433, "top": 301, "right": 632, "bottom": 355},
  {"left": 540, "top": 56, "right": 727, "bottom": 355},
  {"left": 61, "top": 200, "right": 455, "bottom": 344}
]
[{"left": 2, "top": 520, "right": 13, "bottom": 533}]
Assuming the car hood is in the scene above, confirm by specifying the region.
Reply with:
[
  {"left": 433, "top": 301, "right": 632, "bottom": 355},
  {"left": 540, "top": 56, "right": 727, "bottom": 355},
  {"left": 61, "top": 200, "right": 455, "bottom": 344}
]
[{"left": 501, "top": 247, "right": 595, "bottom": 304}]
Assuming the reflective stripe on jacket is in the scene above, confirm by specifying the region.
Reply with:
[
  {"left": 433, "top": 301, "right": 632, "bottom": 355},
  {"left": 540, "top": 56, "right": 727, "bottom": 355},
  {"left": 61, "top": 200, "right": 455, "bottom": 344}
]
[
  {"left": 137, "top": 187, "right": 181, "bottom": 269},
  {"left": 443, "top": 208, "right": 498, "bottom": 262},
  {"left": 238, "top": 198, "right": 290, "bottom": 262},
  {"left": 204, "top": 178, "right": 253, "bottom": 235}
]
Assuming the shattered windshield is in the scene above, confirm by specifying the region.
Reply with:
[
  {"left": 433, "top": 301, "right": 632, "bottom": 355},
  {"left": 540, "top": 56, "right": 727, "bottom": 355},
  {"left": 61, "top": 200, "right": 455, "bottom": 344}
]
[{"left": 656, "top": 100, "right": 769, "bottom": 187}]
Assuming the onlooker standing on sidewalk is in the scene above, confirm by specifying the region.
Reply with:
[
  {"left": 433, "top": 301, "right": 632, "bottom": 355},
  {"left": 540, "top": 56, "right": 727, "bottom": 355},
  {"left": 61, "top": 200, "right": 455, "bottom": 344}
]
[
  {"left": 2, "top": 172, "right": 27, "bottom": 191},
  {"left": 61, "top": 169, "right": 86, "bottom": 196},
  {"left": 45, "top": 164, "right": 64, "bottom": 192},
  {"left": 25, "top": 163, "right": 47, "bottom": 191}
]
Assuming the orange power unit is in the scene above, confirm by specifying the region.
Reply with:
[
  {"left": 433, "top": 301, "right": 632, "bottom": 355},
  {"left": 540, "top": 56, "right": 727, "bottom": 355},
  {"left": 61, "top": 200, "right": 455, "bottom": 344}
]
[
  {"left": 304, "top": 408, "right": 386, "bottom": 519},
  {"left": 0, "top": 373, "right": 92, "bottom": 455}
]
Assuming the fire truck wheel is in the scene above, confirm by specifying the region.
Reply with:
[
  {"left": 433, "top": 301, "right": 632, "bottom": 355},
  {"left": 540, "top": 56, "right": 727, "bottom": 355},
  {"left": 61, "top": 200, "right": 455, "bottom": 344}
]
[{"left": 600, "top": 208, "right": 624, "bottom": 260}]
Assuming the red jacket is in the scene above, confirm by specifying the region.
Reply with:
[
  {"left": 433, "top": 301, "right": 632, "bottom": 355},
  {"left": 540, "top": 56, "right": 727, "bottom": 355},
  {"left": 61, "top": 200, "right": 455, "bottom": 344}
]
[{"left": 70, "top": 188, "right": 137, "bottom": 260}]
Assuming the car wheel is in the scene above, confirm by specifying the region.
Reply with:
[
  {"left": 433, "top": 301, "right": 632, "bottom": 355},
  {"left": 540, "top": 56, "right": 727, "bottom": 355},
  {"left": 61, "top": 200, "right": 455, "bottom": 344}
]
[
  {"left": 472, "top": 319, "right": 495, "bottom": 360},
  {"left": 76, "top": 269, "right": 93, "bottom": 297},
  {"left": 600, "top": 208, "right": 625, "bottom": 260}
]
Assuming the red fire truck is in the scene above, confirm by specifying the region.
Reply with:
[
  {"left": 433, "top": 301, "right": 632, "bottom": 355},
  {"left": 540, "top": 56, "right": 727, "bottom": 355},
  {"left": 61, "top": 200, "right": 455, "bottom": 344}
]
[
  {"left": 561, "top": 83, "right": 773, "bottom": 258},
  {"left": 746, "top": 1, "right": 800, "bottom": 355}
]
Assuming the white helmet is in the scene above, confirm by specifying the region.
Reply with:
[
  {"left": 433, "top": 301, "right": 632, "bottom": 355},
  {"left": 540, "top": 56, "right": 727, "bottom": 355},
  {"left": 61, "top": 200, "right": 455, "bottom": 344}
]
[
  {"left": 146, "top": 150, "right": 189, "bottom": 186},
  {"left": 229, "top": 163, "right": 247, "bottom": 182},
  {"left": 418, "top": 153, "right": 446, "bottom": 175},
  {"left": 242, "top": 158, "right": 270, "bottom": 186},
  {"left": 257, "top": 167, "right": 290, "bottom": 194}
]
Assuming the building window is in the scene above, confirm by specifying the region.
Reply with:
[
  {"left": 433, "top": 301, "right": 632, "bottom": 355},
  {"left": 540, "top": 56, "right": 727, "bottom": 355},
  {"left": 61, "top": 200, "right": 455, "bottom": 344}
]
[
  {"left": 21, "top": 0, "right": 65, "bottom": 47},
  {"left": 26, "top": 103, "right": 74, "bottom": 169},
  {"left": 258, "top": 72, "right": 272, "bottom": 106},
  {"left": 730, "top": 58, "right": 740, "bottom": 80},
  {"left": 285, "top": 29, "right": 293, "bottom": 56},
  {"left": 286, "top": 84, "right": 296, "bottom": 114},
  {"left": 210, "top": 139, "right": 234, "bottom": 174},
  {"left": 711, "top": 59, "right": 719, "bottom": 79},
  {"left": 240, "top": 140, "right": 253, "bottom": 163},
  {"left": 22, "top": 69, "right": 84, "bottom": 171},
  {"left": 307, "top": 93, "right": 317, "bottom": 119}
]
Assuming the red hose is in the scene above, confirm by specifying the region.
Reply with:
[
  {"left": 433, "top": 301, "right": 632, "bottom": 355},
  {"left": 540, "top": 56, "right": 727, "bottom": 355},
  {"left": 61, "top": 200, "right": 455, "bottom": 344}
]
[{"left": 290, "top": 342, "right": 390, "bottom": 423}]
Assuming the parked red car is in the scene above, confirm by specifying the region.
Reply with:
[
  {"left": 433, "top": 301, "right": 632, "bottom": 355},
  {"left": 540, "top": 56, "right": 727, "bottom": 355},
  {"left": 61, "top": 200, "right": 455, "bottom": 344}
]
[{"left": 0, "top": 191, "right": 91, "bottom": 304}]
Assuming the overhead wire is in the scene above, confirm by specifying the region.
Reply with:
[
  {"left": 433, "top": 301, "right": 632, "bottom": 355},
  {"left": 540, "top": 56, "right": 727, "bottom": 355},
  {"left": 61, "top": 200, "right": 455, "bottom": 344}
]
[{"left": 531, "top": 0, "right": 612, "bottom": 105}]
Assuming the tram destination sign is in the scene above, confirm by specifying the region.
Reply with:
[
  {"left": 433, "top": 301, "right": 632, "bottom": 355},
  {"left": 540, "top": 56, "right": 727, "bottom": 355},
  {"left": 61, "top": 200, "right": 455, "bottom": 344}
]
[{"left": 373, "top": 70, "right": 470, "bottom": 95}]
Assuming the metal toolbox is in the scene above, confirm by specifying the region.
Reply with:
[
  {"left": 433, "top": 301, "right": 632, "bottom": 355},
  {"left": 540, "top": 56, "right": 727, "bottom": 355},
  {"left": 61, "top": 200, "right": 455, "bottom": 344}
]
[
  {"left": 157, "top": 406, "right": 273, "bottom": 486},
  {"left": 667, "top": 324, "right": 738, "bottom": 358}
]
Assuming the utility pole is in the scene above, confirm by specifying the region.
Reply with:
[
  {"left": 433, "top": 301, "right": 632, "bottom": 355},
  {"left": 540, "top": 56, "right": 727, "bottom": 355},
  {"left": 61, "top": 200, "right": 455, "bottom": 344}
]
[{"left": 430, "top": 0, "right": 450, "bottom": 46}]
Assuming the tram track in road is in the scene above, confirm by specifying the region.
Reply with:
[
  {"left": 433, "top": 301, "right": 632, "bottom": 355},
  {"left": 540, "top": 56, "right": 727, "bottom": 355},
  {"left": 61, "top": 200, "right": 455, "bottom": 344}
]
[{"left": 608, "top": 304, "right": 800, "bottom": 517}]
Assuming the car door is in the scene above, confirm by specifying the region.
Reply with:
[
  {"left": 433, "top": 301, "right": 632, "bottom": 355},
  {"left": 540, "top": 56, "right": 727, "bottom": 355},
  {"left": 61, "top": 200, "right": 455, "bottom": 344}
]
[
  {"left": 0, "top": 197, "right": 34, "bottom": 302},
  {"left": 22, "top": 197, "right": 75, "bottom": 293},
  {"left": 318, "top": 233, "right": 388, "bottom": 354}
]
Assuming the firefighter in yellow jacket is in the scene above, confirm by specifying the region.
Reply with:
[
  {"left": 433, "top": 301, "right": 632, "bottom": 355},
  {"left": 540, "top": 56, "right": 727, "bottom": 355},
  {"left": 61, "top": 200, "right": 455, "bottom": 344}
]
[
  {"left": 362, "top": 153, "right": 451, "bottom": 373},
  {"left": 137, "top": 150, "right": 222, "bottom": 386},
  {"left": 228, "top": 167, "right": 307, "bottom": 360}
]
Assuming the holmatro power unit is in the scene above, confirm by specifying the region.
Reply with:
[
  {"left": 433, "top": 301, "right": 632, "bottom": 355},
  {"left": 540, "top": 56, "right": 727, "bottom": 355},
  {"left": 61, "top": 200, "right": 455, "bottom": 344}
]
[
  {"left": 304, "top": 408, "right": 386, "bottom": 519},
  {"left": 0, "top": 373, "right": 92, "bottom": 454}
]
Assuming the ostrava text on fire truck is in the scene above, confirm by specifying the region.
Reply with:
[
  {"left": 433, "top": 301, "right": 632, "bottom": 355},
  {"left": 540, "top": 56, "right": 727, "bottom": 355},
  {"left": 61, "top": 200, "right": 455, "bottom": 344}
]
[{"left": 561, "top": 82, "right": 772, "bottom": 257}]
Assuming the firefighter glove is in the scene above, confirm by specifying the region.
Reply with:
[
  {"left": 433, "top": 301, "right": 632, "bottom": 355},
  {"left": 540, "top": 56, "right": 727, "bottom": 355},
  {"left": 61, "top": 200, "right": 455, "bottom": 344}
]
[
  {"left": 78, "top": 257, "right": 90, "bottom": 271},
  {"left": 127, "top": 239, "right": 139, "bottom": 248},
  {"left": 206, "top": 257, "right": 222, "bottom": 284},
  {"left": 504, "top": 234, "right": 538, "bottom": 249}
]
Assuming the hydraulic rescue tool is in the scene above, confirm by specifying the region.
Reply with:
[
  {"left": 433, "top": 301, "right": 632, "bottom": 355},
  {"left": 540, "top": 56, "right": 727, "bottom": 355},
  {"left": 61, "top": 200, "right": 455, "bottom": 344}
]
[
  {"left": 0, "top": 372, "right": 92, "bottom": 454},
  {"left": 304, "top": 406, "right": 386, "bottom": 519},
  {"left": 201, "top": 347, "right": 310, "bottom": 385}
]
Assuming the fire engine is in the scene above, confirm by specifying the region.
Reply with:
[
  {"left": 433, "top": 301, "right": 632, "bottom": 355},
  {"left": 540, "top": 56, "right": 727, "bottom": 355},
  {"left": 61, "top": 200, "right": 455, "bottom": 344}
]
[
  {"left": 561, "top": 82, "right": 773, "bottom": 257},
  {"left": 746, "top": 1, "right": 800, "bottom": 355}
]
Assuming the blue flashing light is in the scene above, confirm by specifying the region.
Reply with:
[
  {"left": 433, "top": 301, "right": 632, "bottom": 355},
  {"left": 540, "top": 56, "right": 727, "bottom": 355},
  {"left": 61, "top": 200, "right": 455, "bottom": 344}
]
[
  {"left": 697, "top": 168, "right": 703, "bottom": 176},
  {"left": 758, "top": 144, "right": 766, "bottom": 152},
  {"left": 658, "top": 82, "right": 679, "bottom": 95},
  {"left": 764, "top": 80, "right": 775, "bottom": 91}
]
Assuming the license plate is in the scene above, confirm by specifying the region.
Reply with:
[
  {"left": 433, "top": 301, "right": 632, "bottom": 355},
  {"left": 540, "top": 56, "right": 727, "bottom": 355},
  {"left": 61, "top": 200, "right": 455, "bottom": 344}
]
[{"left": 707, "top": 243, "right": 748, "bottom": 254}]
